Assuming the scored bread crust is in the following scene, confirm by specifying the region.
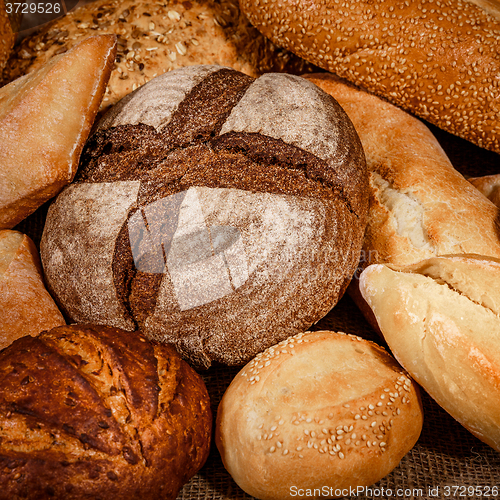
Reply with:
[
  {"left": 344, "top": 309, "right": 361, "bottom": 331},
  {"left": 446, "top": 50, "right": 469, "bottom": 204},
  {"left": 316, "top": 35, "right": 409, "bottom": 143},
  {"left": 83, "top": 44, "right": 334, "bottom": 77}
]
[
  {"left": 216, "top": 331, "right": 423, "bottom": 500},
  {"left": 3, "top": 0, "right": 316, "bottom": 113},
  {"left": 240, "top": 0, "right": 500, "bottom": 153},
  {"left": 40, "top": 65, "right": 368, "bottom": 369},
  {"left": 0, "top": 324, "right": 212, "bottom": 499}
]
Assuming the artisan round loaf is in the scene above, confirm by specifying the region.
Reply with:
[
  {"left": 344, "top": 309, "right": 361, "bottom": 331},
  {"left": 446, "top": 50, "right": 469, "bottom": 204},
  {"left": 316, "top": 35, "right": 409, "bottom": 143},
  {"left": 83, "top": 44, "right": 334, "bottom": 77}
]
[
  {"left": 3, "top": 0, "right": 315, "bottom": 112},
  {"left": 215, "top": 331, "right": 424, "bottom": 500},
  {"left": 0, "top": 324, "right": 212, "bottom": 499},
  {"left": 40, "top": 65, "right": 368, "bottom": 368},
  {"left": 239, "top": 0, "right": 500, "bottom": 154}
]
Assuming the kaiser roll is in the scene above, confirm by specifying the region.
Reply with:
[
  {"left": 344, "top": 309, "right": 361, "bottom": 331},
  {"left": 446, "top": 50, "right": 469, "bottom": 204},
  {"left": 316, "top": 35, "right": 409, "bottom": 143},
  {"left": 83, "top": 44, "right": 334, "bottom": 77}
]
[
  {"left": 0, "top": 324, "right": 212, "bottom": 499},
  {"left": 216, "top": 330, "right": 423, "bottom": 500},
  {"left": 40, "top": 65, "right": 369, "bottom": 369}
]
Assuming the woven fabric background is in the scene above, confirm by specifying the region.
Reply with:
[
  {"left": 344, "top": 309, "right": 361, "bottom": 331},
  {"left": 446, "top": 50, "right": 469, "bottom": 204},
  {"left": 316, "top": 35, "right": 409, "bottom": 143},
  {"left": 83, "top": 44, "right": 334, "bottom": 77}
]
[{"left": 12, "top": 93, "right": 500, "bottom": 498}]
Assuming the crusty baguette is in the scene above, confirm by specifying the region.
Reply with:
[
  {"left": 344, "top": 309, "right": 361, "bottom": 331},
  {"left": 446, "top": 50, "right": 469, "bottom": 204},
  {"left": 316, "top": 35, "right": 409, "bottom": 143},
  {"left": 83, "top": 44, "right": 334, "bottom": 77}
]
[
  {"left": 0, "top": 230, "right": 65, "bottom": 349},
  {"left": 304, "top": 73, "right": 500, "bottom": 268},
  {"left": 241, "top": 0, "right": 500, "bottom": 153},
  {"left": 359, "top": 256, "right": 500, "bottom": 452}
]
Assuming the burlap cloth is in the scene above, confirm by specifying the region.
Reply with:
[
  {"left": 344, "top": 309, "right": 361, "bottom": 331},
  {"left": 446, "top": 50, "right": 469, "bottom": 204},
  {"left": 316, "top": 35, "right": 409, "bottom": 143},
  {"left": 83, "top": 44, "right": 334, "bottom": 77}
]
[{"left": 14, "top": 121, "right": 500, "bottom": 499}]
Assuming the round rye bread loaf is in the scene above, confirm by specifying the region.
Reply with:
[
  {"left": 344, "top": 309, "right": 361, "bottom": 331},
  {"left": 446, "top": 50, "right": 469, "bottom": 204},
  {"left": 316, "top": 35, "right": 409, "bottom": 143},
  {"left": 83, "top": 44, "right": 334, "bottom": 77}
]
[
  {"left": 40, "top": 65, "right": 368, "bottom": 368},
  {"left": 0, "top": 324, "right": 212, "bottom": 500}
]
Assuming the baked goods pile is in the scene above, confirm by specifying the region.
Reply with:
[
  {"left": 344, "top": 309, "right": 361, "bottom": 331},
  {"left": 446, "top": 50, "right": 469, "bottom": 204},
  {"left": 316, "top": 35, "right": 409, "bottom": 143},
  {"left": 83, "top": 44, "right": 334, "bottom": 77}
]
[
  {"left": 1, "top": 0, "right": 500, "bottom": 498},
  {"left": 3, "top": 0, "right": 317, "bottom": 113}
]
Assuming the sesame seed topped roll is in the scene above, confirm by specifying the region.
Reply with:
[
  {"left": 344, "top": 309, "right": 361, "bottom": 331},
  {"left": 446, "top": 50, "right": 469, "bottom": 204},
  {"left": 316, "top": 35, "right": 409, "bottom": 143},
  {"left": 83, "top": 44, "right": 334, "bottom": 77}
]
[{"left": 239, "top": 0, "right": 500, "bottom": 154}]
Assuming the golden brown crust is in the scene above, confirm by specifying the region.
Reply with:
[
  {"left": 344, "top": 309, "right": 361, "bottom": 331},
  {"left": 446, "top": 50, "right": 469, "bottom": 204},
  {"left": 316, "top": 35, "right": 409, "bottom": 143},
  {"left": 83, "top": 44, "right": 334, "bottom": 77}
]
[
  {"left": 3, "top": 0, "right": 316, "bottom": 114},
  {"left": 0, "top": 34, "right": 116, "bottom": 230},
  {"left": 469, "top": 173, "right": 500, "bottom": 207},
  {"left": 0, "top": 324, "right": 212, "bottom": 499},
  {"left": 0, "top": 230, "right": 65, "bottom": 349},
  {"left": 241, "top": 0, "right": 500, "bottom": 153},
  {"left": 359, "top": 256, "right": 500, "bottom": 451},
  {"left": 216, "top": 331, "right": 423, "bottom": 500},
  {"left": 0, "top": 0, "right": 16, "bottom": 81}
]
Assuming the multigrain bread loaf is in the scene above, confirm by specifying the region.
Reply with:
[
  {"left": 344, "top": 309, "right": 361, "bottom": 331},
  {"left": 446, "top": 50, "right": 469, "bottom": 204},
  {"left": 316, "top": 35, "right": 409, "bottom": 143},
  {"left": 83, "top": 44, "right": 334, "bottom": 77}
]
[
  {"left": 216, "top": 330, "right": 423, "bottom": 500},
  {"left": 0, "top": 34, "right": 116, "bottom": 229},
  {"left": 40, "top": 65, "right": 369, "bottom": 369},
  {"left": 3, "top": 0, "right": 316, "bottom": 113},
  {"left": 240, "top": 0, "right": 500, "bottom": 153},
  {"left": 0, "top": 230, "right": 65, "bottom": 349},
  {"left": 0, "top": 324, "right": 212, "bottom": 499},
  {"left": 359, "top": 256, "right": 500, "bottom": 452},
  {"left": 304, "top": 73, "right": 500, "bottom": 268}
]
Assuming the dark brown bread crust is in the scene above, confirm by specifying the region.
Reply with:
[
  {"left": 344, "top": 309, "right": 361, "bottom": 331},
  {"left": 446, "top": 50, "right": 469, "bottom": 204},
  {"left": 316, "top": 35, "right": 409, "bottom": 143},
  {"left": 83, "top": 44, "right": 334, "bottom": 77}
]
[
  {"left": 0, "top": 324, "right": 212, "bottom": 499},
  {"left": 2, "top": 0, "right": 318, "bottom": 112},
  {"left": 41, "top": 66, "right": 368, "bottom": 368}
]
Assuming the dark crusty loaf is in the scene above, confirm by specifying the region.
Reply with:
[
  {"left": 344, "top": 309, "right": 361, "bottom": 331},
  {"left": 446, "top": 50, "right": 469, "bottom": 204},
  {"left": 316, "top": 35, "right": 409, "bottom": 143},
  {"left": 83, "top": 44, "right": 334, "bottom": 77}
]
[
  {"left": 239, "top": 0, "right": 500, "bottom": 154},
  {"left": 3, "top": 0, "right": 316, "bottom": 113},
  {"left": 0, "top": 324, "right": 212, "bottom": 499},
  {"left": 40, "top": 65, "right": 368, "bottom": 369}
]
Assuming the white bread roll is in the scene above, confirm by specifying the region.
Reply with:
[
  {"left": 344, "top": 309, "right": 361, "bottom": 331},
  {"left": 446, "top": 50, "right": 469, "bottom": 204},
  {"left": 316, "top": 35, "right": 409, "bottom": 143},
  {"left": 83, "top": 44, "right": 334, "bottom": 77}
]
[
  {"left": 359, "top": 256, "right": 500, "bottom": 452},
  {"left": 216, "top": 331, "right": 423, "bottom": 500},
  {"left": 241, "top": 0, "right": 500, "bottom": 153},
  {"left": 304, "top": 73, "right": 500, "bottom": 269}
]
